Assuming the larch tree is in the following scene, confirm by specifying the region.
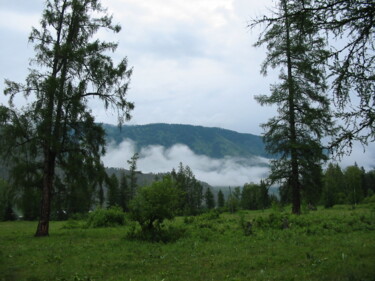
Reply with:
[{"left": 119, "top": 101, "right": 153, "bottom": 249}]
[
  {"left": 204, "top": 187, "right": 215, "bottom": 210},
  {"left": 308, "top": 0, "right": 374, "bottom": 152},
  {"left": 250, "top": 0, "right": 333, "bottom": 214},
  {"left": 0, "top": 0, "right": 133, "bottom": 236},
  {"left": 257, "top": 0, "right": 375, "bottom": 153},
  {"left": 127, "top": 153, "right": 139, "bottom": 202},
  {"left": 217, "top": 189, "right": 225, "bottom": 208}
]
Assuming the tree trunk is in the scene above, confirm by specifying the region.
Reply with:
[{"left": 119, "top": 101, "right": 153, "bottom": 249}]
[
  {"left": 283, "top": 0, "right": 301, "bottom": 215},
  {"left": 35, "top": 149, "right": 56, "bottom": 237}
]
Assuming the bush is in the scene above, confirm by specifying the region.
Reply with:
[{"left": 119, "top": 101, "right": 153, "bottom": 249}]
[
  {"left": 86, "top": 206, "right": 126, "bottom": 228},
  {"left": 126, "top": 222, "right": 187, "bottom": 243},
  {"left": 363, "top": 194, "right": 375, "bottom": 204},
  {"left": 129, "top": 176, "right": 180, "bottom": 232}
]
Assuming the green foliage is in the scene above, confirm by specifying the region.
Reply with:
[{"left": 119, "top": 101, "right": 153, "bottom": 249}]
[
  {"left": 106, "top": 174, "right": 119, "bottom": 208},
  {"left": 172, "top": 163, "right": 203, "bottom": 216},
  {"left": 86, "top": 207, "right": 126, "bottom": 228},
  {"left": 118, "top": 171, "right": 130, "bottom": 211},
  {"left": 363, "top": 194, "right": 375, "bottom": 204},
  {"left": 217, "top": 189, "right": 225, "bottom": 208},
  {"left": 226, "top": 187, "right": 241, "bottom": 213},
  {"left": 1, "top": 205, "right": 375, "bottom": 280},
  {"left": 129, "top": 176, "right": 180, "bottom": 235},
  {"left": 344, "top": 164, "right": 364, "bottom": 205},
  {"left": 322, "top": 163, "right": 344, "bottom": 208},
  {"left": 125, "top": 222, "right": 187, "bottom": 243},
  {"left": 127, "top": 153, "right": 139, "bottom": 201},
  {"left": 0, "top": 178, "right": 16, "bottom": 221},
  {"left": 251, "top": 0, "right": 333, "bottom": 214},
  {"left": 204, "top": 187, "right": 215, "bottom": 209},
  {"left": 253, "top": 207, "right": 375, "bottom": 235},
  {"left": 304, "top": 1, "right": 375, "bottom": 148},
  {"left": 241, "top": 181, "right": 270, "bottom": 210},
  {"left": 0, "top": 0, "right": 133, "bottom": 236}
]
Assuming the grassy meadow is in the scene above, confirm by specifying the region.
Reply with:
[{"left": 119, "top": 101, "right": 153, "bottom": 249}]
[{"left": 1, "top": 204, "right": 375, "bottom": 281}]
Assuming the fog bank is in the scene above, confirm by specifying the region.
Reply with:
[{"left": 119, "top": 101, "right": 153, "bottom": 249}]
[{"left": 102, "top": 139, "right": 270, "bottom": 186}]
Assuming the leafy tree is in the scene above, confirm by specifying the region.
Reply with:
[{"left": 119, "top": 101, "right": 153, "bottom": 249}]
[
  {"left": 322, "top": 163, "right": 344, "bottom": 208},
  {"left": 204, "top": 187, "right": 215, "bottom": 210},
  {"left": 0, "top": 0, "right": 133, "bottom": 236},
  {"left": 344, "top": 164, "right": 364, "bottom": 205},
  {"left": 129, "top": 176, "right": 180, "bottom": 233},
  {"left": 251, "top": 1, "right": 374, "bottom": 151},
  {"left": 9, "top": 162, "right": 42, "bottom": 220},
  {"left": 279, "top": 180, "right": 292, "bottom": 206},
  {"left": 127, "top": 153, "right": 139, "bottom": 202},
  {"left": 298, "top": 1, "right": 374, "bottom": 150},
  {"left": 363, "top": 169, "right": 375, "bottom": 197},
  {"left": 172, "top": 163, "right": 203, "bottom": 215},
  {"left": 301, "top": 163, "right": 323, "bottom": 207},
  {"left": 98, "top": 185, "right": 105, "bottom": 208},
  {"left": 227, "top": 187, "right": 241, "bottom": 213},
  {"left": 0, "top": 178, "right": 16, "bottom": 221},
  {"left": 241, "top": 181, "right": 270, "bottom": 210},
  {"left": 118, "top": 171, "right": 130, "bottom": 211},
  {"left": 107, "top": 174, "right": 119, "bottom": 208},
  {"left": 250, "top": 0, "right": 333, "bottom": 214},
  {"left": 217, "top": 189, "right": 225, "bottom": 208},
  {"left": 63, "top": 158, "right": 107, "bottom": 217}
]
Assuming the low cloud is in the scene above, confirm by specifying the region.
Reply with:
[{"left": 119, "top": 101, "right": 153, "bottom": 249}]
[{"left": 102, "top": 139, "right": 270, "bottom": 186}]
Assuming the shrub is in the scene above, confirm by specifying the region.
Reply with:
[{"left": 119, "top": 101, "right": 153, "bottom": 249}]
[
  {"left": 363, "top": 194, "right": 375, "bottom": 204},
  {"left": 129, "top": 176, "right": 180, "bottom": 231},
  {"left": 86, "top": 206, "right": 126, "bottom": 228},
  {"left": 126, "top": 222, "right": 187, "bottom": 243}
]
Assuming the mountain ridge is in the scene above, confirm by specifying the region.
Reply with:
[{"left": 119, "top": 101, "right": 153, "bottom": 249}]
[{"left": 102, "top": 123, "right": 269, "bottom": 159}]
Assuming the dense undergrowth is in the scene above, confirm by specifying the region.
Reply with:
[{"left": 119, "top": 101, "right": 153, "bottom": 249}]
[{"left": 1, "top": 204, "right": 374, "bottom": 281}]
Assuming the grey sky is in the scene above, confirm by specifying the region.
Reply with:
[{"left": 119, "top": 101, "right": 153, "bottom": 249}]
[
  {"left": 0, "top": 0, "right": 276, "bottom": 134},
  {"left": 0, "top": 0, "right": 373, "bottom": 175}
]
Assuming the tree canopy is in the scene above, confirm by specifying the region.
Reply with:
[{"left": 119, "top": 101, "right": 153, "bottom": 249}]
[{"left": 0, "top": 0, "right": 133, "bottom": 236}]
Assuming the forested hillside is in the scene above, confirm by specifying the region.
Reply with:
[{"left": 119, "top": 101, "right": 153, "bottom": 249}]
[{"left": 102, "top": 123, "right": 268, "bottom": 159}]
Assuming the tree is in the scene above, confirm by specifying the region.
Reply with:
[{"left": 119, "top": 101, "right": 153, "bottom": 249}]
[
  {"left": 9, "top": 162, "right": 42, "bottom": 220},
  {"left": 241, "top": 181, "right": 270, "bottom": 210},
  {"left": 0, "top": 178, "right": 16, "bottom": 221},
  {"left": 204, "top": 187, "right": 215, "bottom": 210},
  {"left": 301, "top": 163, "right": 323, "bottom": 207},
  {"left": 253, "top": 0, "right": 375, "bottom": 152},
  {"left": 250, "top": 0, "right": 333, "bottom": 214},
  {"left": 344, "top": 164, "right": 364, "bottom": 205},
  {"left": 0, "top": 0, "right": 133, "bottom": 236},
  {"left": 363, "top": 169, "right": 375, "bottom": 197},
  {"left": 227, "top": 187, "right": 241, "bottom": 213},
  {"left": 172, "top": 163, "right": 203, "bottom": 215},
  {"left": 322, "top": 163, "right": 344, "bottom": 208},
  {"left": 129, "top": 176, "right": 180, "bottom": 234},
  {"left": 307, "top": 1, "right": 375, "bottom": 150},
  {"left": 118, "top": 171, "right": 130, "bottom": 211},
  {"left": 107, "top": 174, "right": 119, "bottom": 208},
  {"left": 127, "top": 153, "right": 139, "bottom": 202},
  {"left": 217, "top": 189, "right": 225, "bottom": 208}
]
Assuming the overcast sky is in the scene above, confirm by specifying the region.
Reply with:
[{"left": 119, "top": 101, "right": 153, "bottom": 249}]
[
  {"left": 0, "top": 0, "right": 373, "bottom": 176},
  {"left": 0, "top": 0, "right": 277, "bottom": 134}
]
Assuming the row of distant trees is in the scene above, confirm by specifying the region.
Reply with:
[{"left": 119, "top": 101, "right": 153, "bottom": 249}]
[
  {"left": 0, "top": 162, "right": 203, "bottom": 221},
  {"left": 1, "top": 160, "right": 374, "bottom": 221},
  {"left": 280, "top": 163, "right": 375, "bottom": 208}
]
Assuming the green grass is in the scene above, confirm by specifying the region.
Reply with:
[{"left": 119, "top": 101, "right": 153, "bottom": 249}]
[{"left": 1, "top": 204, "right": 375, "bottom": 281}]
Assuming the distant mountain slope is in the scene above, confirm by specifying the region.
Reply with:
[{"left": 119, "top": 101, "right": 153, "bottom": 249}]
[{"left": 102, "top": 123, "right": 268, "bottom": 159}]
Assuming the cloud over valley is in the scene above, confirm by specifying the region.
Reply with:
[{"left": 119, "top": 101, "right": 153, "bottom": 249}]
[{"left": 102, "top": 139, "right": 270, "bottom": 187}]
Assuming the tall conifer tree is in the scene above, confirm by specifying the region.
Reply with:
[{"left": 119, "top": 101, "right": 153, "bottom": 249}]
[
  {"left": 1, "top": 0, "right": 133, "bottom": 236},
  {"left": 251, "top": 0, "right": 333, "bottom": 214}
]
